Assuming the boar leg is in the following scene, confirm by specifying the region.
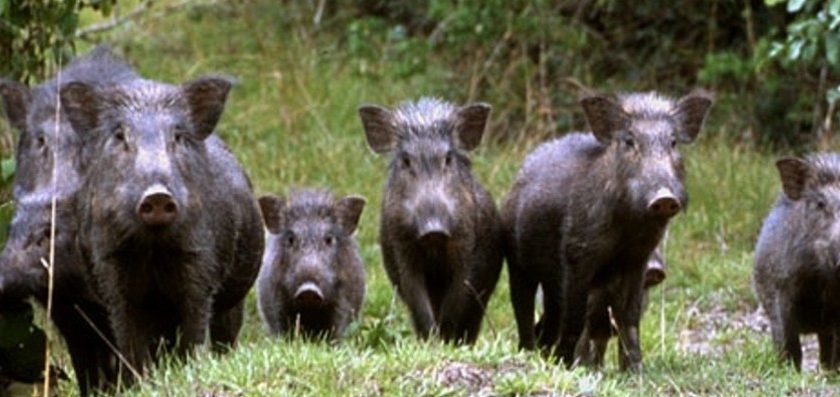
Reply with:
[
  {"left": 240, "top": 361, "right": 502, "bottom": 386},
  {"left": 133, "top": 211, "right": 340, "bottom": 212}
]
[
  {"left": 556, "top": 256, "right": 591, "bottom": 367},
  {"left": 537, "top": 277, "right": 563, "bottom": 352},
  {"left": 780, "top": 302, "right": 803, "bottom": 371},
  {"left": 509, "top": 264, "right": 538, "bottom": 350},
  {"left": 832, "top": 328, "right": 840, "bottom": 371},
  {"left": 209, "top": 300, "right": 244, "bottom": 352},
  {"left": 818, "top": 331, "right": 834, "bottom": 371},
  {"left": 614, "top": 270, "right": 644, "bottom": 372},
  {"left": 398, "top": 266, "right": 436, "bottom": 340}
]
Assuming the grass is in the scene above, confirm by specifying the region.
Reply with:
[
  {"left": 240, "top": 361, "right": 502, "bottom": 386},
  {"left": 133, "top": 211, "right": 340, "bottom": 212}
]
[{"left": 16, "top": 1, "right": 836, "bottom": 395}]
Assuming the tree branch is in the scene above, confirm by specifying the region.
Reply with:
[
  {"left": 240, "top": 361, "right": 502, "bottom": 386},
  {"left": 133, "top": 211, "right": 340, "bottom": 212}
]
[{"left": 75, "top": 0, "right": 154, "bottom": 39}]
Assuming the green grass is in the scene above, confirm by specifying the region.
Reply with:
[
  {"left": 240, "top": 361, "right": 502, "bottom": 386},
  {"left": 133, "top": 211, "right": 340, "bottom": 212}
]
[{"left": 27, "top": 1, "right": 839, "bottom": 395}]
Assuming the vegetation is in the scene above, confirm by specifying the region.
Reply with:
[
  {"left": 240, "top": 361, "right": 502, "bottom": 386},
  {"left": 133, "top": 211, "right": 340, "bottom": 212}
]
[{"left": 1, "top": 0, "right": 839, "bottom": 395}]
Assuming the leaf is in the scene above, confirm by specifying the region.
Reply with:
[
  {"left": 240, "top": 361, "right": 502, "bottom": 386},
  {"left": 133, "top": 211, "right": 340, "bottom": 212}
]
[
  {"left": 787, "top": 0, "right": 808, "bottom": 13},
  {"left": 831, "top": 0, "right": 840, "bottom": 16},
  {"left": 769, "top": 41, "right": 786, "bottom": 58},
  {"left": 802, "top": 40, "right": 818, "bottom": 61},
  {"left": 789, "top": 39, "right": 805, "bottom": 60},
  {"left": 827, "top": 33, "right": 840, "bottom": 65},
  {"left": 765, "top": 0, "right": 787, "bottom": 6},
  {"left": 1, "top": 158, "right": 14, "bottom": 182},
  {"left": 827, "top": 85, "right": 840, "bottom": 104},
  {"left": 0, "top": 303, "right": 47, "bottom": 383}
]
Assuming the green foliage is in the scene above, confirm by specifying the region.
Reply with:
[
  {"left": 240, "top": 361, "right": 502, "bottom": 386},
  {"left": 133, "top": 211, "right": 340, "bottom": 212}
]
[
  {"left": 0, "top": 301, "right": 46, "bottom": 385},
  {"left": 761, "top": 0, "right": 840, "bottom": 146},
  {"left": 349, "top": 0, "right": 840, "bottom": 148},
  {"left": 0, "top": 0, "right": 118, "bottom": 201},
  {"left": 768, "top": 0, "right": 840, "bottom": 66},
  {"left": 0, "top": 0, "right": 116, "bottom": 83}
]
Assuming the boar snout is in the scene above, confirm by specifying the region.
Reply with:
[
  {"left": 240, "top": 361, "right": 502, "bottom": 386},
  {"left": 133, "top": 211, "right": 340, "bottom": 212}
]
[
  {"left": 647, "top": 187, "right": 681, "bottom": 218},
  {"left": 417, "top": 217, "right": 451, "bottom": 247},
  {"left": 294, "top": 282, "right": 325, "bottom": 308},
  {"left": 137, "top": 184, "right": 178, "bottom": 227},
  {"left": 643, "top": 266, "right": 666, "bottom": 288}
]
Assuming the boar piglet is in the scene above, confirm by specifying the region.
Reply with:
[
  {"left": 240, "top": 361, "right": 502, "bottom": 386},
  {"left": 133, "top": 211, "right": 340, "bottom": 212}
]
[{"left": 257, "top": 188, "right": 366, "bottom": 340}]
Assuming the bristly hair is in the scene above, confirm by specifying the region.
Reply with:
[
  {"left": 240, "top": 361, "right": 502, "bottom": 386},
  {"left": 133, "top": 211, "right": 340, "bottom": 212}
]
[
  {"left": 38, "top": 45, "right": 137, "bottom": 112},
  {"left": 286, "top": 188, "right": 336, "bottom": 221},
  {"left": 617, "top": 91, "right": 676, "bottom": 119},
  {"left": 107, "top": 79, "right": 182, "bottom": 114},
  {"left": 806, "top": 152, "right": 840, "bottom": 187},
  {"left": 390, "top": 97, "right": 457, "bottom": 140}
]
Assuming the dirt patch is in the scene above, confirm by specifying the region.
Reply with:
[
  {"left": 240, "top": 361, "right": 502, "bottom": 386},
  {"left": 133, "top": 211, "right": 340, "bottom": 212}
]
[
  {"left": 414, "top": 359, "right": 538, "bottom": 397},
  {"left": 678, "top": 302, "right": 819, "bottom": 372},
  {"left": 433, "top": 361, "right": 493, "bottom": 393}
]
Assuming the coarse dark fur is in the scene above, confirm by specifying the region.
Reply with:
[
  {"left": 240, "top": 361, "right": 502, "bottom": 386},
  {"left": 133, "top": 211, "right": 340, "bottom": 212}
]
[
  {"left": 59, "top": 75, "right": 264, "bottom": 381},
  {"left": 754, "top": 153, "right": 840, "bottom": 371},
  {"left": 502, "top": 90, "right": 712, "bottom": 369},
  {"left": 359, "top": 97, "right": 503, "bottom": 344},
  {"left": 0, "top": 46, "right": 137, "bottom": 395},
  {"left": 257, "top": 188, "right": 366, "bottom": 340}
]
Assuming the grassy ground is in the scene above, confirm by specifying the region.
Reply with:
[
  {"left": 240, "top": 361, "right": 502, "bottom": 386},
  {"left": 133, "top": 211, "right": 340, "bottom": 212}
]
[{"left": 23, "top": 1, "right": 840, "bottom": 395}]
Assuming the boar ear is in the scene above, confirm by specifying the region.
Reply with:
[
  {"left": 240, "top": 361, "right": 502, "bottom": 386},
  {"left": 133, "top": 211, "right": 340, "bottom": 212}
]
[
  {"left": 358, "top": 105, "right": 395, "bottom": 153},
  {"left": 455, "top": 103, "right": 491, "bottom": 151},
  {"left": 580, "top": 95, "right": 628, "bottom": 144},
  {"left": 0, "top": 79, "right": 31, "bottom": 133},
  {"left": 182, "top": 76, "right": 233, "bottom": 140},
  {"left": 60, "top": 82, "right": 101, "bottom": 136},
  {"left": 258, "top": 194, "right": 286, "bottom": 234},
  {"left": 336, "top": 195, "right": 366, "bottom": 235},
  {"left": 673, "top": 89, "right": 713, "bottom": 143},
  {"left": 776, "top": 157, "right": 812, "bottom": 201}
]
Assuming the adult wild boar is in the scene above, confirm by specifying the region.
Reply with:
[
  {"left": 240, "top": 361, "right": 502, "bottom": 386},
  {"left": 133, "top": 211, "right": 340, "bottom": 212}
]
[
  {"left": 503, "top": 90, "right": 712, "bottom": 370},
  {"left": 58, "top": 75, "right": 263, "bottom": 378},
  {"left": 359, "top": 97, "right": 503, "bottom": 344},
  {"left": 0, "top": 46, "right": 137, "bottom": 394},
  {"left": 755, "top": 153, "right": 840, "bottom": 371}
]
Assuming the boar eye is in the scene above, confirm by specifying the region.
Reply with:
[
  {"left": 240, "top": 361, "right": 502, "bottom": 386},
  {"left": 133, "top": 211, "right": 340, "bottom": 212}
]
[
  {"left": 623, "top": 136, "right": 635, "bottom": 148},
  {"left": 35, "top": 228, "right": 51, "bottom": 248},
  {"left": 816, "top": 199, "right": 827, "bottom": 211},
  {"left": 285, "top": 233, "right": 295, "bottom": 246},
  {"left": 670, "top": 138, "right": 677, "bottom": 148},
  {"left": 400, "top": 155, "right": 411, "bottom": 169},
  {"left": 174, "top": 124, "right": 187, "bottom": 144},
  {"left": 444, "top": 152, "right": 454, "bottom": 167},
  {"left": 324, "top": 235, "right": 334, "bottom": 246},
  {"left": 35, "top": 135, "right": 46, "bottom": 148},
  {"left": 112, "top": 123, "right": 126, "bottom": 142}
]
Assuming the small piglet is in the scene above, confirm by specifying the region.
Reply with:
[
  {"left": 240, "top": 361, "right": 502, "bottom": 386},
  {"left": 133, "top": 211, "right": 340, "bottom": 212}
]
[
  {"left": 754, "top": 153, "right": 840, "bottom": 371},
  {"left": 257, "top": 188, "right": 366, "bottom": 339}
]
